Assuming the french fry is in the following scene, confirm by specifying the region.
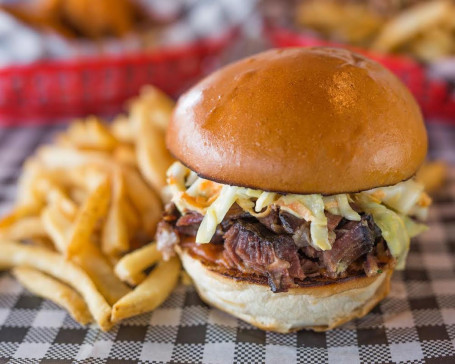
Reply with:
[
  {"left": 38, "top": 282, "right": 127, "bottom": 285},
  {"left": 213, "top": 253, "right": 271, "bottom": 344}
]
[
  {"left": 72, "top": 244, "right": 131, "bottom": 306},
  {"left": 296, "top": 0, "right": 384, "bottom": 45},
  {"left": 111, "top": 115, "right": 135, "bottom": 144},
  {"left": 66, "top": 178, "right": 111, "bottom": 257},
  {"left": 43, "top": 203, "right": 131, "bottom": 304},
  {"left": 132, "top": 86, "right": 175, "bottom": 132},
  {"left": 102, "top": 170, "right": 130, "bottom": 257},
  {"left": 0, "top": 205, "right": 39, "bottom": 230},
  {"left": 13, "top": 266, "right": 93, "bottom": 325},
  {"left": 35, "top": 177, "right": 77, "bottom": 219},
  {"left": 69, "top": 188, "right": 88, "bottom": 206},
  {"left": 0, "top": 87, "right": 178, "bottom": 331},
  {"left": 58, "top": 116, "right": 118, "bottom": 151},
  {"left": 123, "top": 167, "right": 162, "bottom": 236},
  {"left": 16, "top": 159, "right": 74, "bottom": 209},
  {"left": 15, "top": 158, "right": 45, "bottom": 208},
  {"left": 372, "top": 0, "right": 451, "bottom": 52},
  {"left": 180, "top": 271, "right": 193, "bottom": 286},
  {"left": 0, "top": 217, "right": 47, "bottom": 241},
  {"left": 408, "top": 25, "right": 454, "bottom": 62},
  {"left": 111, "top": 256, "right": 180, "bottom": 323},
  {"left": 28, "top": 237, "right": 56, "bottom": 251},
  {"left": 37, "top": 146, "right": 107, "bottom": 170},
  {"left": 114, "top": 242, "right": 161, "bottom": 286},
  {"left": 133, "top": 110, "right": 174, "bottom": 192},
  {"left": 122, "top": 197, "right": 140, "bottom": 232},
  {"left": 0, "top": 240, "right": 112, "bottom": 330},
  {"left": 416, "top": 161, "right": 447, "bottom": 193},
  {"left": 41, "top": 204, "right": 72, "bottom": 252},
  {"left": 113, "top": 144, "right": 137, "bottom": 167}
]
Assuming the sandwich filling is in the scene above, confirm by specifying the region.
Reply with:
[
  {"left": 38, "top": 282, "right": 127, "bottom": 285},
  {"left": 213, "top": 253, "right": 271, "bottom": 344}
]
[{"left": 157, "top": 161, "right": 430, "bottom": 292}]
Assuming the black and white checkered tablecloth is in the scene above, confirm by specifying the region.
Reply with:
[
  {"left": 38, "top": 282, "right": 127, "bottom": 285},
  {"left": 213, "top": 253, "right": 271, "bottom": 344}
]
[{"left": 0, "top": 122, "right": 454, "bottom": 363}]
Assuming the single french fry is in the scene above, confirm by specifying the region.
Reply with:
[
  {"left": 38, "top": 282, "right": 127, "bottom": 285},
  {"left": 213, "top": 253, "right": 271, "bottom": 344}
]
[
  {"left": 132, "top": 86, "right": 175, "bottom": 131},
  {"left": 416, "top": 161, "right": 447, "bottom": 193},
  {"left": 123, "top": 167, "right": 162, "bottom": 236},
  {"left": 13, "top": 266, "right": 93, "bottom": 325},
  {"left": 110, "top": 115, "right": 135, "bottom": 144},
  {"left": 41, "top": 204, "right": 72, "bottom": 252},
  {"left": 132, "top": 102, "right": 174, "bottom": 192},
  {"left": 122, "top": 197, "right": 140, "bottom": 232},
  {"left": 0, "top": 240, "right": 112, "bottom": 330},
  {"left": 0, "top": 205, "right": 42, "bottom": 231},
  {"left": 102, "top": 170, "right": 129, "bottom": 257},
  {"left": 66, "top": 178, "right": 111, "bottom": 257},
  {"left": 0, "top": 216, "right": 47, "bottom": 241},
  {"left": 15, "top": 158, "right": 45, "bottom": 208},
  {"left": 72, "top": 244, "right": 131, "bottom": 306},
  {"left": 180, "top": 271, "right": 193, "bottom": 286},
  {"left": 111, "top": 256, "right": 180, "bottom": 323},
  {"left": 114, "top": 242, "right": 161, "bottom": 285}
]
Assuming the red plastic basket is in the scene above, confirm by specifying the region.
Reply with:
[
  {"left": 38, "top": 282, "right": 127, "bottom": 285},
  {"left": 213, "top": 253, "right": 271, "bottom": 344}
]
[
  {"left": 0, "top": 30, "right": 237, "bottom": 125},
  {"left": 266, "top": 26, "right": 455, "bottom": 123}
]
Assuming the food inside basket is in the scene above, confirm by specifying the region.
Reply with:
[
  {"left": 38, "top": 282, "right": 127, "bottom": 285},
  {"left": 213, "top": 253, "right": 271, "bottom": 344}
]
[
  {"left": 294, "top": 0, "right": 455, "bottom": 62},
  {"left": 0, "top": 0, "right": 168, "bottom": 41}
]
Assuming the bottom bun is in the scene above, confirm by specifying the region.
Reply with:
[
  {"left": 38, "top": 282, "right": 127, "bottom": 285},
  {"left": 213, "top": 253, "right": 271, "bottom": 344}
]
[{"left": 177, "top": 247, "right": 393, "bottom": 333}]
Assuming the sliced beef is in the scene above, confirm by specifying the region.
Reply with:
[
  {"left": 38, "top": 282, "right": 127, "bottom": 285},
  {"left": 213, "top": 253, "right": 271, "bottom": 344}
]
[
  {"left": 258, "top": 206, "right": 284, "bottom": 234},
  {"left": 300, "top": 258, "right": 320, "bottom": 276},
  {"left": 223, "top": 220, "right": 304, "bottom": 292},
  {"left": 157, "top": 202, "right": 390, "bottom": 292},
  {"left": 176, "top": 211, "right": 203, "bottom": 236},
  {"left": 279, "top": 211, "right": 304, "bottom": 233},
  {"left": 220, "top": 203, "right": 251, "bottom": 230},
  {"left": 292, "top": 222, "right": 311, "bottom": 248},
  {"left": 320, "top": 215, "right": 379, "bottom": 275},
  {"left": 326, "top": 212, "right": 343, "bottom": 230}
]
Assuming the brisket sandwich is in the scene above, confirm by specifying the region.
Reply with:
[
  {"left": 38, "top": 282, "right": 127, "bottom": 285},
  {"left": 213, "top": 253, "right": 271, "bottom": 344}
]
[{"left": 157, "top": 47, "right": 430, "bottom": 333}]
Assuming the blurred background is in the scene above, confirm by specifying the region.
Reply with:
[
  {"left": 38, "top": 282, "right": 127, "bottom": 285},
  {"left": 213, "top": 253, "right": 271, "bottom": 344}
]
[{"left": 0, "top": 0, "right": 454, "bottom": 165}]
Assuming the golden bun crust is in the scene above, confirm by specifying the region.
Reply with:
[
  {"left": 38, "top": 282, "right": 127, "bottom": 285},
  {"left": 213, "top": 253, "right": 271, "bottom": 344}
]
[
  {"left": 168, "top": 47, "right": 427, "bottom": 194},
  {"left": 177, "top": 247, "right": 393, "bottom": 333}
]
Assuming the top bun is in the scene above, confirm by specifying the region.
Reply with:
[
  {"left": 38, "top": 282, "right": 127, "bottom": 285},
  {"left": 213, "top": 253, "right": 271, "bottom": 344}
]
[{"left": 167, "top": 47, "right": 427, "bottom": 194}]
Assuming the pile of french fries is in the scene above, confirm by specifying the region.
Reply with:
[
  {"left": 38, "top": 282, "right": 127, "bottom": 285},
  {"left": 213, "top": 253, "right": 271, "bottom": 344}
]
[
  {"left": 0, "top": 86, "right": 179, "bottom": 331},
  {"left": 296, "top": 0, "right": 455, "bottom": 62}
]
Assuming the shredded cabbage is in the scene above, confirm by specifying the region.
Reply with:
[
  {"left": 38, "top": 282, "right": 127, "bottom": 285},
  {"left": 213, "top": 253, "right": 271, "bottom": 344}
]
[
  {"left": 364, "top": 179, "right": 425, "bottom": 215},
  {"left": 403, "top": 215, "right": 428, "bottom": 238},
  {"left": 355, "top": 194, "right": 410, "bottom": 269},
  {"left": 255, "top": 192, "right": 277, "bottom": 213},
  {"left": 166, "top": 162, "right": 430, "bottom": 264},
  {"left": 196, "top": 185, "right": 239, "bottom": 243},
  {"left": 166, "top": 161, "right": 188, "bottom": 194},
  {"left": 275, "top": 194, "right": 331, "bottom": 250},
  {"left": 323, "top": 194, "right": 361, "bottom": 221}
]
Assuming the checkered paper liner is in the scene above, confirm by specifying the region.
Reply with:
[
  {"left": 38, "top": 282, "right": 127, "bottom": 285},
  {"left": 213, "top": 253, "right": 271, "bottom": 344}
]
[{"left": 0, "top": 124, "right": 454, "bottom": 363}]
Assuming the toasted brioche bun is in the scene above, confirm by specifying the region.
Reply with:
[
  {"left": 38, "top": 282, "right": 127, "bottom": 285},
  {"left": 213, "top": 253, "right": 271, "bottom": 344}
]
[
  {"left": 177, "top": 247, "right": 392, "bottom": 333},
  {"left": 167, "top": 47, "right": 427, "bottom": 194}
]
